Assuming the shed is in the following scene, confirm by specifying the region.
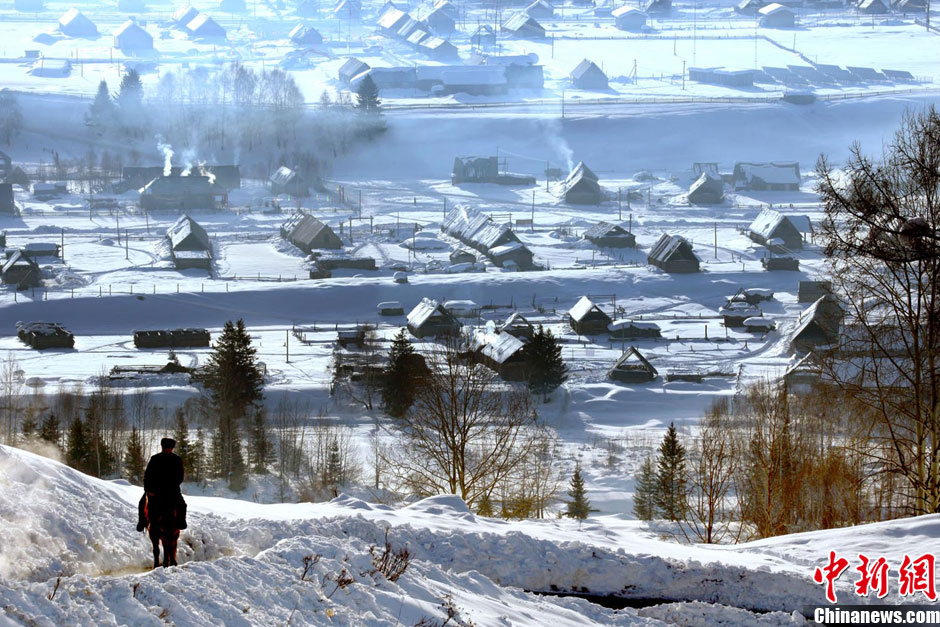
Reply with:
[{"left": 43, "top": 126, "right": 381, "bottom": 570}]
[
  {"left": 59, "top": 8, "right": 98, "bottom": 38},
  {"left": 499, "top": 312, "right": 534, "bottom": 338},
  {"left": 134, "top": 328, "right": 210, "bottom": 348},
  {"left": 471, "top": 24, "right": 497, "bottom": 47},
  {"left": 762, "top": 256, "right": 799, "bottom": 271},
  {"left": 270, "top": 166, "right": 309, "bottom": 196},
  {"left": 748, "top": 208, "right": 803, "bottom": 249},
  {"left": 167, "top": 214, "right": 210, "bottom": 252},
  {"left": 426, "top": 5, "right": 456, "bottom": 34},
  {"left": 1, "top": 250, "right": 41, "bottom": 288},
  {"left": 790, "top": 295, "right": 842, "bottom": 353},
  {"left": 608, "top": 319, "right": 661, "bottom": 339},
  {"left": 444, "top": 299, "right": 480, "bottom": 318},
  {"left": 501, "top": 13, "right": 546, "bottom": 39},
  {"left": 583, "top": 221, "right": 635, "bottom": 248},
  {"left": 525, "top": 0, "right": 555, "bottom": 17},
  {"left": 407, "top": 297, "right": 461, "bottom": 338},
  {"left": 17, "top": 322, "right": 74, "bottom": 349},
  {"left": 452, "top": 156, "right": 499, "bottom": 183},
  {"left": 281, "top": 213, "right": 343, "bottom": 252},
  {"left": 644, "top": 0, "right": 671, "bottom": 13},
  {"left": 858, "top": 0, "right": 888, "bottom": 12},
  {"left": 648, "top": 233, "right": 700, "bottom": 273},
  {"left": 173, "top": 4, "right": 199, "bottom": 27},
  {"left": 570, "top": 59, "right": 608, "bottom": 90},
  {"left": 377, "top": 301, "right": 404, "bottom": 316},
  {"left": 733, "top": 161, "right": 800, "bottom": 191},
  {"left": 569, "top": 296, "right": 612, "bottom": 335},
  {"left": 471, "top": 330, "right": 529, "bottom": 380},
  {"left": 0, "top": 184, "right": 14, "bottom": 214},
  {"left": 489, "top": 241, "right": 535, "bottom": 269},
  {"left": 449, "top": 248, "right": 476, "bottom": 264},
  {"left": 186, "top": 14, "right": 226, "bottom": 39},
  {"left": 612, "top": 5, "right": 647, "bottom": 30},
  {"left": 758, "top": 3, "right": 795, "bottom": 27},
  {"left": 608, "top": 346, "right": 658, "bottom": 383},
  {"left": 114, "top": 20, "right": 153, "bottom": 51},
  {"left": 290, "top": 24, "right": 324, "bottom": 45},
  {"left": 338, "top": 58, "right": 369, "bottom": 84},
  {"left": 687, "top": 172, "right": 723, "bottom": 204},
  {"left": 563, "top": 161, "right": 602, "bottom": 205}
]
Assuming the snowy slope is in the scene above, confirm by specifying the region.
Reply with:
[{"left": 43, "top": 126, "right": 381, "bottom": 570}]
[{"left": 3, "top": 444, "right": 938, "bottom": 625}]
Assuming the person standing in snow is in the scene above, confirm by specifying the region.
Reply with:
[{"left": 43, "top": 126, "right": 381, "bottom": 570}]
[{"left": 137, "top": 438, "right": 187, "bottom": 532}]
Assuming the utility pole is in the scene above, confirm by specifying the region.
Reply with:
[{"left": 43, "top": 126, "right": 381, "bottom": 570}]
[
  {"left": 125, "top": 230, "right": 129, "bottom": 260},
  {"left": 60, "top": 228, "right": 65, "bottom": 261},
  {"left": 285, "top": 329, "right": 289, "bottom": 363},
  {"left": 618, "top": 188, "right": 622, "bottom": 221}
]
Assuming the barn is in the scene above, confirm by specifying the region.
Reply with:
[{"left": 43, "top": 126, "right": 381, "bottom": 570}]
[
  {"left": 186, "top": 14, "right": 226, "bottom": 39},
  {"left": 501, "top": 13, "right": 546, "bottom": 39},
  {"left": 570, "top": 59, "right": 608, "bottom": 90},
  {"left": 612, "top": 6, "right": 647, "bottom": 30},
  {"left": 407, "top": 297, "right": 461, "bottom": 338},
  {"left": 733, "top": 161, "right": 800, "bottom": 191},
  {"left": 648, "top": 233, "right": 700, "bottom": 273},
  {"left": 58, "top": 8, "right": 98, "bottom": 38},
  {"left": 790, "top": 295, "right": 842, "bottom": 353},
  {"left": 140, "top": 175, "right": 225, "bottom": 211},
  {"left": 569, "top": 296, "right": 612, "bottom": 335},
  {"left": 1, "top": 250, "right": 41, "bottom": 288},
  {"left": 167, "top": 215, "right": 212, "bottom": 270},
  {"left": 758, "top": 3, "right": 795, "bottom": 27},
  {"left": 748, "top": 208, "right": 804, "bottom": 249},
  {"left": 270, "top": 166, "right": 309, "bottom": 196},
  {"left": 583, "top": 222, "right": 636, "bottom": 248},
  {"left": 290, "top": 24, "right": 323, "bottom": 46},
  {"left": 563, "top": 161, "right": 602, "bottom": 205},
  {"left": 687, "top": 172, "right": 724, "bottom": 204},
  {"left": 281, "top": 213, "right": 343, "bottom": 252},
  {"left": 608, "top": 346, "right": 658, "bottom": 383},
  {"left": 471, "top": 330, "right": 529, "bottom": 381},
  {"left": 113, "top": 20, "right": 153, "bottom": 52}
]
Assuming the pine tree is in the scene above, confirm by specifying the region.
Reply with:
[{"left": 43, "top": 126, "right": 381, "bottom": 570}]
[
  {"left": 66, "top": 416, "right": 90, "bottom": 473},
  {"left": 173, "top": 408, "right": 193, "bottom": 479},
  {"left": 382, "top": 329, "right": 422, "bottom": 417},
  {"left": 203, "top": 319, "right": 264, "bottom": 484},
  {"left": 565, "top": 463, "right": 591, "bottom": 520},
  {"left": 355, "top": 74, "right": 381, "bottom": 114},
  {"left": 115, "top": 70, "right": 144, "bottom": 137},
  {"left": 248, "top": 408, "right": 274, "bottom": 474},
  {"left": 633, "top": 456, "right": 657, "bottom": 521},
  {"left": 228, "top": 434, "right": 247, "bottom": 492},
  {"left": 39, "top": 413, "right": 61, "bottom": 447},
  {"left": 123, "top": 427, "right": 146, "bottom": 485},
  {"left": 523, "top": 325, "right": 569, "bottom": 401},
  {"left": 325, "top": 437, "right": 342, "bottom": 493},
  {"left": 655, "top": 423, "right": 687, "bottom": 521},
  {"left": 86, "top": 80, "right": 114, "bottom": 131}
]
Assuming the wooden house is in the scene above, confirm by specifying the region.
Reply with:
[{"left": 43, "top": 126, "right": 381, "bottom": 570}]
[
  {"left": 281, "top": 213, "right": 343, "bottom": 252},
  {"left": 1, "top": 250, "right": 40, "bottom": 288},
  {"left": 687, "top": 172, "right": 724, "bottom": 205},
  {"left": 748, "top": 208, "right": 804, "bottom": 250},
  {"left": 270, "top": 166, "right": 309, "bottom": 197},
  {"left": 17, "top": 321, "right": 74, "bottom": 349},
  {"left": 790, "top": 295, "right": 842, "bottom": 353},
  {"left": 471, "top": 330, "right": 529, "bottom": 381},
  {"left": 648, "top": 234, "right": 700, "bottom": 273},
  {"left": 499, "top": 312, "right": 534, "bottom": 338},
  {"left": 407, "top": 297, "right": 461, "bottom": 338},
  {"left": 612, "top": 5, "right": 647, "bottom": 30},
  {"left": 167, "top": 215, "right": 212, "bottom": 270},
  {"left": 583, "top": 222, "right": 635, "bottom": 248},
  {"left": 569, "top": 296, "right": 612, "bottom": 335},
  {"left": 608, "top": 346, "right": 658, "bottom": 383},
  {"left": 563, "top": 161, "right": 601, "bottom": 205},
  {"left": 570, "top": 59, "right": 608, "bottom": 90}
]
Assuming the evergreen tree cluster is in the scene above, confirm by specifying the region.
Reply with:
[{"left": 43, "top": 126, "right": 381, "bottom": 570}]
[
  {"left": 522, "top": 325, "right": 568, "bottom": 401},
  {"left": 633, "top": 422, "right": 688, "bottom": 521}
]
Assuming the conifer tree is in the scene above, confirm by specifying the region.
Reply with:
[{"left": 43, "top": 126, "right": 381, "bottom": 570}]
[
  {"left": 325, "top": 437, "right": 342, "bottom": 493},
  {"left": 123, "top": 427, "right": 146, "bottom": 485},
  {"left": 565, "top": 463, "right": 591, "bottom": 520},
  {"left": 656, "top": 423, "right": 688, "bottom": 521},
  {"left": 116, "top": 70, "right": 145, "bottom": 137},
  {"left": 633, "top": 456, "right": 657, "bottom": 521},
  {"left": 523, "top": 325, "right": 568, "bottom": 401},
  {"left": 382, "top": 329, "right": 422, "bottom": 418},
  {"left": 203, "top": 319, "right": 263, "bottom": 489},
  {"left": 248, "top": 408, "right": 274, "bottom": 474},
  {"left": 66, "top": 416, "right": 90, "bottom": 473},
  {"left": 39, "top": 413, "right": 61, "bottom": 447},
  {"left": 173, "top": 408, "right": 194, "bottom": 479},
  {"left": 86, "top": 80, "right": 114, "bottom": 131},
  {"left": 228, "top": 435, "right": 247, "bottom": 492},
  {"left": 354, "top": 74, "right": 385, "bottom": 137}
]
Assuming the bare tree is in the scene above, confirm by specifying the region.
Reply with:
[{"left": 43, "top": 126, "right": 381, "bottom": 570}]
[
  {"left": 0, "top": 353, "right": 25, "bottom": 444},
  {"left": 383, "top": 341, "right": 540, "bottom": 508},
  {"left": 816, "top": 106, "right": 940, "bottom": 515}
]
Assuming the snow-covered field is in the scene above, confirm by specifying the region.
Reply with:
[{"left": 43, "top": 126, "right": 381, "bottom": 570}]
[{"left": 5, "top": 444, "right": 940, "bottom": 625}]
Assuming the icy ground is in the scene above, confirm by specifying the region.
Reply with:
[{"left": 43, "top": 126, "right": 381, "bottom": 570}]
[{"left": 2, "top": 444, "right": 939, "bottom": 625}]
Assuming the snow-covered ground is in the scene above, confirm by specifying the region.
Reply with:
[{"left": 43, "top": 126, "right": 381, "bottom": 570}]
[{"left": 5, "top": 444, "right": 939, "bottom": 625}]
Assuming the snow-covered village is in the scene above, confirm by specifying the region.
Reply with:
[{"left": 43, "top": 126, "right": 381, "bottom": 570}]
[{"left": 0, "top": 0, "right": 939, "bottom": 622}]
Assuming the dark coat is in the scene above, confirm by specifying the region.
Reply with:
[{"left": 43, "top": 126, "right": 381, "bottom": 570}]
[{"left": 144, "top": 452, "right": 184, "bottom": 495}]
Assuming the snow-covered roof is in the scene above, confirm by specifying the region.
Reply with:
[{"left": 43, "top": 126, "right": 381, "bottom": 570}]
[
  {"left": 407, "top": 297, "right": 456, "bottom": 328},
  {"left": 609, "top": 346, "right": 658, "bottom": 375},
  {"left": 377, "top": 6, "right": 408, "bottom": 29},
  {"left": 166, "top": 214, "right": 210, "bottom": 251},
  {"left": 571, "top": 59, "right": 605, "bottom": 81},
  {"left": 173, "top": 4, "right": 199, "bottom": 23},
  {"left": 186, "top": 14, "right": 225, "bottom": 37},
  {"left": 443, "top": 299, "right": 479, "bottom": 310},
  {"left": 569, "top": 296, "right": 609, "bottom": 322},
  {"left": 15, "top": 321, "right": 71, "bottom": 336},
  {"left": 502, "top": 12, "right": 543, "bottom": 33},
  {"left": 499, "top": 312, "right": 533, "bottom": 332},
  {"left": 565, "top": 161, "right": 598, "bottom": 185},
  {"left": 471, "top": 330, "right": 526, "bottom": 364},
  {"left": 735, "top": 162, "right": 800, "bottom": 185},
  {"left": 743, "top": 317, "right": 775, "bottom": 329},
  {"left": 749, "top": 208, "right": 789, "bottom": 239},
  {"left": 719, "top": 302, "right": 761, "bottom": 317},
  {"left": 648, "top": 233, "right": 698, "bottom": 265},
  {"left": 489, "top": 241, "right": 526, "bottom": 256},
  {"left": 583, "top": 222, "right": 630, "bottom": 240},
  {"left": 790, "top": 295, "right": 841, "bottom": 347},
  {"left": 377, "top": 301, "right": 401, "bottom": 310},
  {"left": 611, "top": 5, "right": 646, "bottom": 16},
  {"left": 59, "top": 8, "right": 95, "bottom": 28},
  {"left": 758, "top": 2, "right": 792, "bottom": 14},
  {"left": 608, "top": 319, "right": 660, "bottom": 331},
  {"left": 443, "top": 205, "right": 519, "bottom": 250},
  {"left": 2, "top": 250, "right": 38, "bottom": 274}
]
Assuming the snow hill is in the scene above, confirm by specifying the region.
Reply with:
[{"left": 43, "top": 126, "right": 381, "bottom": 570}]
[{"left": 2, "top": 444, "right": 938, "bottom": 626}]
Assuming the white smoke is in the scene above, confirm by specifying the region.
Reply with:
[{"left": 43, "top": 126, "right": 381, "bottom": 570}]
[
  {"left": 199, "top": 161, "right": 216, "bottom": 184},
  {"left": 541, "top": 118, "right": 574, "bottom": 172},
  {"left": 180, "top": 148, "right": 197, "bottom": 176},
  {"left": 155, "top": 135, "right": 173, "bottom": 176}
]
